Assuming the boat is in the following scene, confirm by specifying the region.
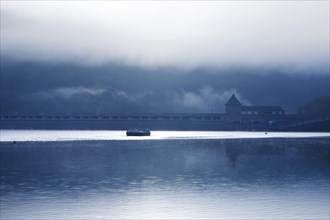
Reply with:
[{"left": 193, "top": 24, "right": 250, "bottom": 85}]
[{"left": 126, "top": 129, "right": 151, "bottom": 136}]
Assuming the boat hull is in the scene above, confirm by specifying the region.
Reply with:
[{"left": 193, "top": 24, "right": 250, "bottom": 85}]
[
  {"left": 126, "top": 129, "right": 151, "bottom": 136},
  {"left": 126, "top": 132, "right": 150, "bottom": 136}
]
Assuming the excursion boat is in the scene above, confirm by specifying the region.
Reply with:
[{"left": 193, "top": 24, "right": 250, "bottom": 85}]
[{"left": 126, "top": 129, "right": 151, "bottom": 136}]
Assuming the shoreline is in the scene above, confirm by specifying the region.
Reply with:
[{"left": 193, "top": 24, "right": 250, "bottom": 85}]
[{"left": 1, "top": 130, "right": 329, "bottom": 143}]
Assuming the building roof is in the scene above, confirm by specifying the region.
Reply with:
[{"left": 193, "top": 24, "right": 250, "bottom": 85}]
[
  {"left": 242, "top": 106, "right": 284, "bottom": 112},
  {"left": 225, "top": 94, "right": 242, "bottom": 106}
]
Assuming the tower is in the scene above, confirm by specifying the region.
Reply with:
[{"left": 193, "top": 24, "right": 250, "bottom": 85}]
[{"left": 225, "top": 94, "right": 242, "bottom": 116}]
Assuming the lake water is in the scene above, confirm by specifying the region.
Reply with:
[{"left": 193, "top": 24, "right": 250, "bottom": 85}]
[{"left": 0, "top": 130, "right": 329, "bottom": 219}]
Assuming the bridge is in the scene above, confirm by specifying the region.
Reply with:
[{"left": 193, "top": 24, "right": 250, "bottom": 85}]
[{"left": 279, "top": 115, "right": 330, "bottom": 132}]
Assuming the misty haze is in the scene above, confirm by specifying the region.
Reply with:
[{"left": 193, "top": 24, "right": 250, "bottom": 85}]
[{"left": 0, "top": 1, "right": 329, "bottom": 220}]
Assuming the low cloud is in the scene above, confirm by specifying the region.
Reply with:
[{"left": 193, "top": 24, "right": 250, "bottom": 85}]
[
  {"left": 108, "top": 88, "right": 128, "bottom": 99},
  {"left": 108, "top": 89, "right": 153, "bottom": 103},
  {"left": 175, "top": 86, "right": 250, "bottom": 112},
  {"left": 1, "top": 1, "right": 329, "bottom": 71},
  {"left": 42, "top": 87, "right": 107, "bottom": 99},
  {"left": 1, "top": 61, "right": 329, "bottom": 114}
]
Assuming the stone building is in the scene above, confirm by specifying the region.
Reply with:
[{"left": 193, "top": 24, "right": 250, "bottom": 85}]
[{"left": 225, "top": 94, "right": 285, "bottom": 130}]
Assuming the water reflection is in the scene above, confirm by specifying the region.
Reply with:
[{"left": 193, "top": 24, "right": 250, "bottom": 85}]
[{"left": 1, "top": 138, "right": 329, "bottom": 219}]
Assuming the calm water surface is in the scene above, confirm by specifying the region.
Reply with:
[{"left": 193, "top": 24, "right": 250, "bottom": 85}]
[{"left": 0, "top": 131, "right": 329, "bottom": 219}]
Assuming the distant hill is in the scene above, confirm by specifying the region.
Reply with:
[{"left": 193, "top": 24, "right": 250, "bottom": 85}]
[{"left": 298, "top": 96, "right": 330, "bottom": 115}]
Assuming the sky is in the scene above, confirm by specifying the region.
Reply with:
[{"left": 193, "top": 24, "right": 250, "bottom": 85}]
[{"left": 1, "top": 1, "right": 329, "bottom": 114}]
